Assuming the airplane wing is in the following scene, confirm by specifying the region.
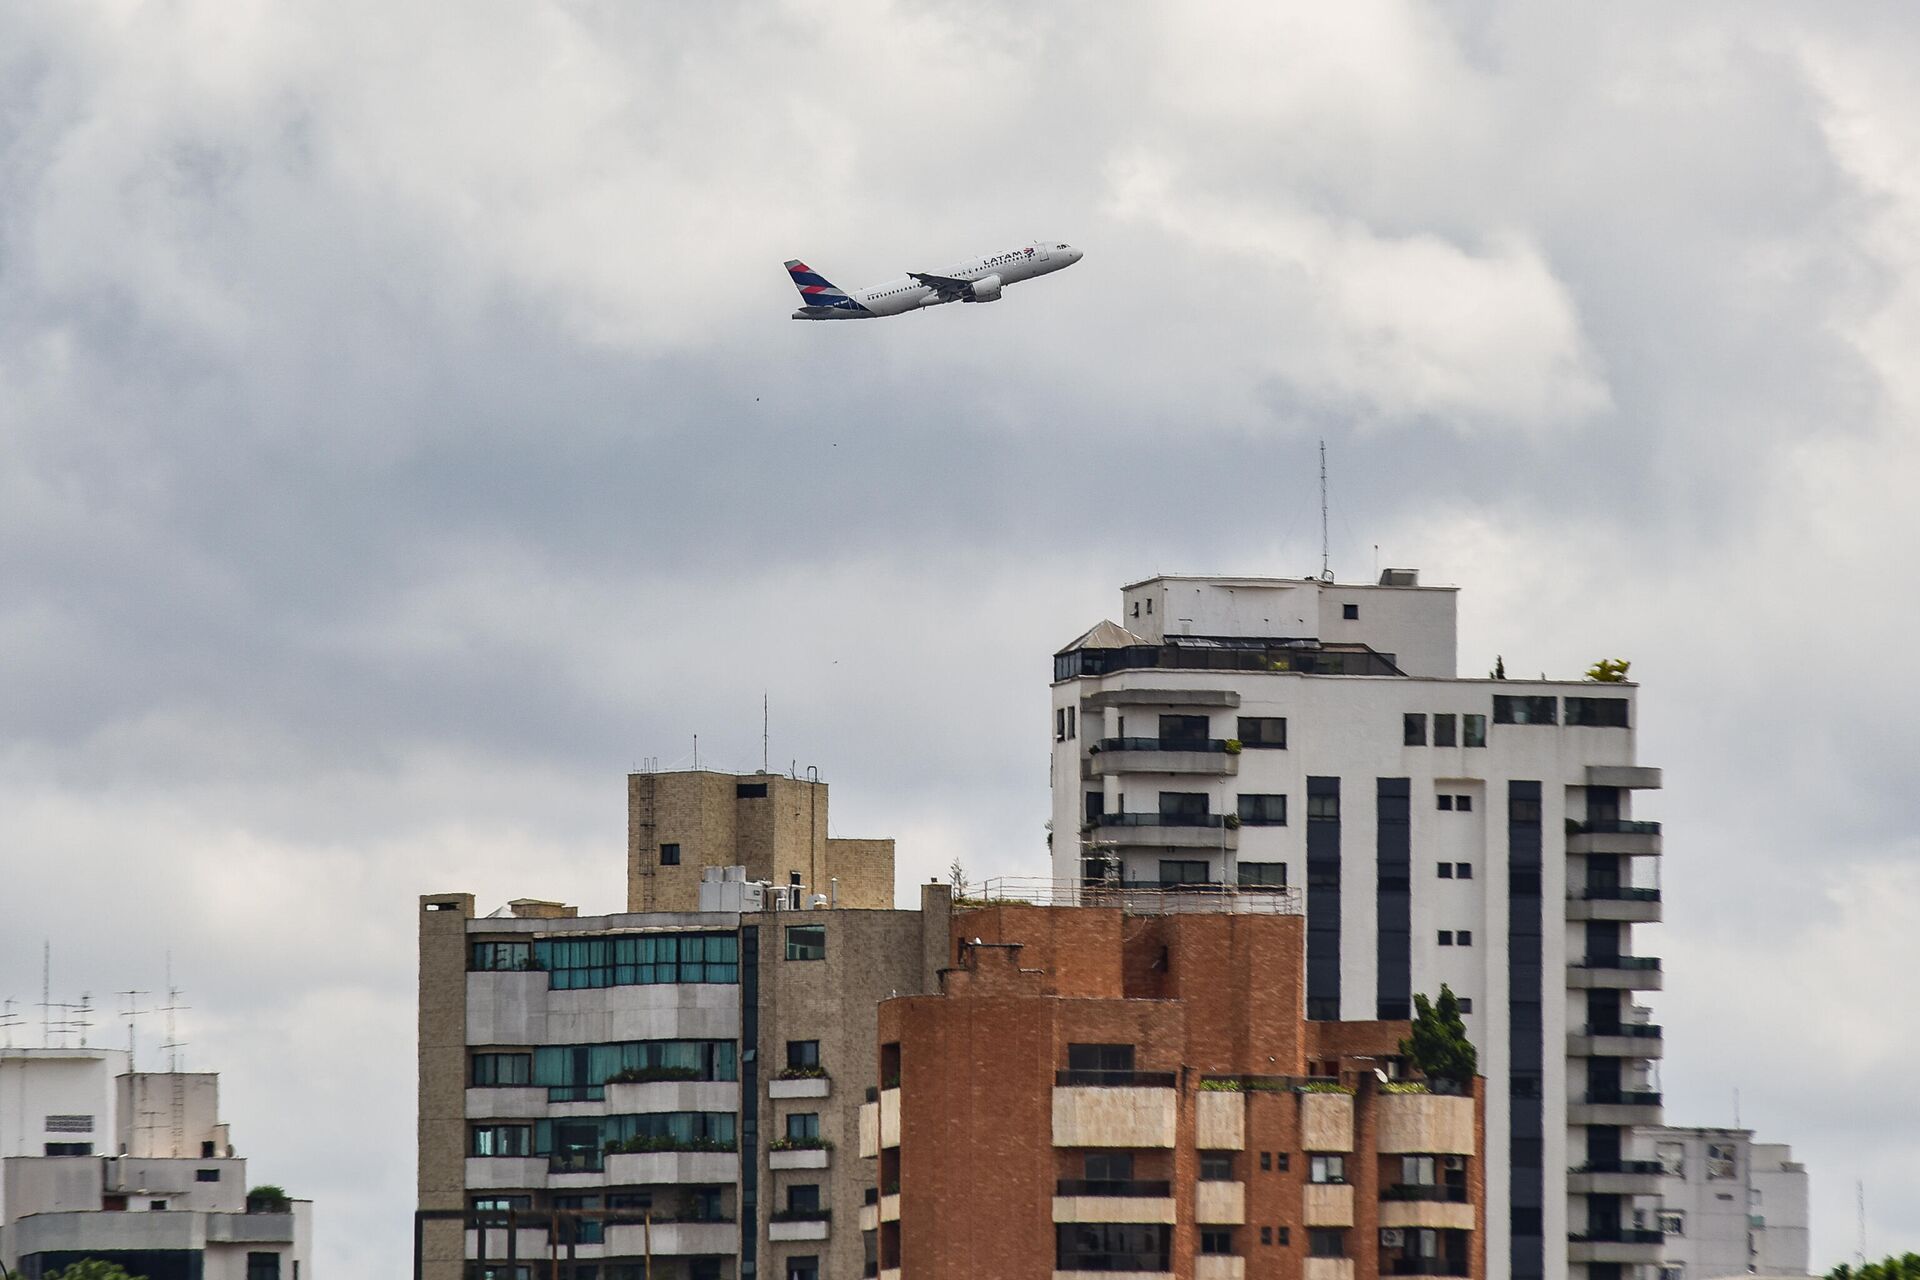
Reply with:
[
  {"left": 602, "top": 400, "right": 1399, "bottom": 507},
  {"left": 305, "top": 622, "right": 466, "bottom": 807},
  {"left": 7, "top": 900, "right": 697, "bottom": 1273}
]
[{"left": 909, "top": 272, "right": 973, "bottom": 303}]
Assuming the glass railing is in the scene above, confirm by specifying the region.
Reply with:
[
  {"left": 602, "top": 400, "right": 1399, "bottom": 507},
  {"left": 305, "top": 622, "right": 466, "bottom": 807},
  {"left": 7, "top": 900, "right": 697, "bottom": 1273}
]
[
  {"left": 1570, "top": 1159, "right": 1666, "bottom": 1175},
  {"left": 1582, "top": 1090, "right": 1663, "bottom": 1107},
  {"left": 1092, "top": 813, "right": 1225, "bottom": 829},
  {"left": 1568, "top": 820, "right": 1663, "bottom": 835},
  {"left": 1055, "top": 1179, "right": 1173, "bottom": 1198},
  {"left": 1578, "top": 1023, "right": 1663, "bottom": 1039},
  {"left": 1569, "top": 1228, "right": 1665, "bottom": 1245},
  {"left": 1572, "top": 956, "right": 1662, "bottom": 970},
  {"left": 1572, "top": 886, "right": 1662, "bottom": 902},
  {"left": 1094, "top": 737, "right": 1231, "bottom": 754}
]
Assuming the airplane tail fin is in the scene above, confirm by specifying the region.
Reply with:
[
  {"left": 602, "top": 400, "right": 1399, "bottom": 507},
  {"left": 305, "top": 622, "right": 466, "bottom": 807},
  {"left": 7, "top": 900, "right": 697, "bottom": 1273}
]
[{"left": 785, "top": 259, "right": 854, "bottom": 304}]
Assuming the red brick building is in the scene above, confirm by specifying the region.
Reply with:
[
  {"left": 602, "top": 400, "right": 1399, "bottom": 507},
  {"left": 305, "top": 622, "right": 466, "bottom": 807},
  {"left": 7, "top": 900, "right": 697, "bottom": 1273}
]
[{"left": 859, "top": 902, "right": 1486, "bottom": 1280}]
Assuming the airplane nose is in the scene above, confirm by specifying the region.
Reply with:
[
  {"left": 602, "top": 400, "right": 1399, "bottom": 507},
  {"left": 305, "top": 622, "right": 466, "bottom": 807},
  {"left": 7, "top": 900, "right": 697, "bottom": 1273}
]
[{"left": 1070, "top": 247, "right": 1084, "bottom": 263}]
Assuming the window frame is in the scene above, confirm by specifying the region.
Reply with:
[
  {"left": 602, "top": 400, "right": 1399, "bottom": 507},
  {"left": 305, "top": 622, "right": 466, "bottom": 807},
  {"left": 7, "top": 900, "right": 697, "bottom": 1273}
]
[{"left": 785, "top": 924, "right": 827, "bottom": 962}]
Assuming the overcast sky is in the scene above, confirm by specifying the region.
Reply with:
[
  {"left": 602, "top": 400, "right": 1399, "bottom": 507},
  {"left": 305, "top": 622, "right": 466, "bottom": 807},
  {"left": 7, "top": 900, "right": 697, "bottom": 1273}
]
[{"left": 4, "top": 1, "right": 1919, "bottom": 1272}]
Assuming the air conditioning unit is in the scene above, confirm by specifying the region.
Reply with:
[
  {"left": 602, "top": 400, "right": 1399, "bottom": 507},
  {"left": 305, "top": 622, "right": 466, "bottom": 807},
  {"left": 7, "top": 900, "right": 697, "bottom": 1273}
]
[
  {"left": 1380, "top": 1229, "right": 1405, "bottom": 1249},
  {"left": 1442, "top": 1155, "right": 1466, "bottom": 1171}
]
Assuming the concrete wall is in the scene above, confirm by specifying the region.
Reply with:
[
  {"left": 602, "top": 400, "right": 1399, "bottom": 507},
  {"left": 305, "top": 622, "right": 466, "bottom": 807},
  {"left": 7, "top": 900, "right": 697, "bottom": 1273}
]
[
  {"left": 417, "top": 892, "right": 474, "bottom": 1280},
  {"left": 118, "top": 1073, "right": 223, "bottom": 1159}
]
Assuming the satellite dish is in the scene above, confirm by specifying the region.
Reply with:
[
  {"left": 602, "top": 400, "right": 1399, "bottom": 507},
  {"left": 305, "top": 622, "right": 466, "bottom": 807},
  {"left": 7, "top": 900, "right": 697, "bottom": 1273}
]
[{"left": 1375, "top": 1068, "right": 1390, "bottom": 1084}]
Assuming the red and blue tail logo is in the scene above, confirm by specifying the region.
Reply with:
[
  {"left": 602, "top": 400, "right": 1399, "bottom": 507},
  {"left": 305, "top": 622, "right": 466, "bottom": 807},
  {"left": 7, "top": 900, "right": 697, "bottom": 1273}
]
[{"left": 785, "top": 260, "right": 872, "bottom": 313}]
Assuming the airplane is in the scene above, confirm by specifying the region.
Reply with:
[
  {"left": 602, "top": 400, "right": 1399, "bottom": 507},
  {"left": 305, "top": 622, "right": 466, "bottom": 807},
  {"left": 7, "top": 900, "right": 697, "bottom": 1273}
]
[{"left": 785, "top": 241, "right": 1084, "bottom": 319}]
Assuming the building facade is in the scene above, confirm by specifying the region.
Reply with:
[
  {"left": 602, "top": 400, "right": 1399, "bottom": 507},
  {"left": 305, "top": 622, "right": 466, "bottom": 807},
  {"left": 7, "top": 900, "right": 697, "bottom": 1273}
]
[
  {"left": 865, "top": 899, "right": 1488, "bottom": 1280},
  {"left": 1638, "top": 1127, "right": 1810, "bottom": 1279},
  {"left": 1049, "top": 573, "right": 1666, "bottom": 1280},
  {"left": 0, "top": 1047, "right": 312, "bottom": 1279},
  {"left": 418, "top": 872, "right": 951, "bottom": 1280}
]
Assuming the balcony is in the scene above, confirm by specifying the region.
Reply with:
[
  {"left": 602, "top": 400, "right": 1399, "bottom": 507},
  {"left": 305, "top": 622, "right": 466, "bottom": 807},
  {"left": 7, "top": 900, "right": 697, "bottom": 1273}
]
[
  {"left": 1387, "top": 1262, "right": 1470, "bottom": 1277},
  {"left": 769, "top": 1070, "right": 831, "bottom": 1100},
  {"left": 1586, "top": 765, "right": 1662, "bottom": 790},
  {"left": 1567, "top": 1159, "right": 1666, "bottom": 1195},
  {"left": 605, "top": 1221, "right": 740, "bottom": 1256},
  {"left": 1375, "top": 1093, "right": 1475, "bottom": 1155},
  {"left": 1052, "top": 1179, "right": 1176, "bottom": 1224},
  {"left": 769, "top": 1140, "right": 830, "bottom": 1170},
  {"left": 1379, "top": 1185, "right": 1473, "bottom": 1231},
  {"left": 1567, "top": 1022, "right": 1665, "bottom": 1060},
  {"left": 1089, "top": 813, "right": 1239, "bottom": 851},
  {"left": 768, "top": 1208, "right": 831, "bottom": 1242},
  {"left": 1567, "top": 956, "right": 1664, "bottom": 991},
  {"left": 1195, "top": 1258, "right": 1246, "bottom": 1280},
  {"left": 1304, "top": 1183, "right": 1354, "bottom": 1227},
  {"left": 1194, "top": 1180, "right": 1245, "bottom": 1225},
  {"left": 1567, "top": 1228, "right": 1666, "bottom": 1264},
  {"left": 1566, "top": 820, "right": 1662, "bottom": 857},
  {"left": 1566, "top": 885, "right": 1663, "bottom": 923},
  {"left": 1567, "top": 1090, "right": 1664, "bottom": 1126},
  {"left": 603, "top": 1150, "right": 741, "bottom": 1185},
  {"left": 1089, "top": 738, "right": 1240, "bottom": 777},
  {"left": 1057, "top": 1179, "right": 1173, "bottom": 1197},
  {"left": 1052, "top": 1081, "right": 1177, "bottom": 1148}
]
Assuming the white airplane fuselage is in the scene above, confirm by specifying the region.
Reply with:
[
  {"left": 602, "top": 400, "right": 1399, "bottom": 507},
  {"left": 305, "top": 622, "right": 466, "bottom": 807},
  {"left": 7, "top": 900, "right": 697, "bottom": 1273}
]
[{"left": 787, "top": 241, "right": 1084, "bottom": 319}]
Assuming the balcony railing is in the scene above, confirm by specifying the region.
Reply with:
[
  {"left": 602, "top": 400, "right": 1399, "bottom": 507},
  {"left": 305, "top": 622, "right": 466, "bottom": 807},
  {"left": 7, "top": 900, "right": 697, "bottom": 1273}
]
[
  {"left": 1582, "top": 1090, "right": 1663, "bottom": 1107},
  {"left": 1572, "top": 956, "right": 1663, "bottom": 971},
  {"left": 548, "top": 1151, "right": 604, "bottom": 1174},
  {"left": 1055, "top": 1069, "right": 1179, "bottom": 1088},
  {"left": 1094, "top": 737, "right": 1232, "bottom": 754},
  {"left": 980, "top": 878, "right": 1304, "bottom": 917},
  {"left": 1389, "top": 1262, "right": 1470, "bottom": 1277},
  {"left": 1571, "top": 1159, "right": 1666, "bottom": 1176},
  {"left": 1569, "top": 1228, "right": 1665, "bottom": 1246},
  {"left": 1579, "top": 1023, "right": 1663, "bottom": 1040},
  {"left": 770, "top": 1208, "right": 832, "bottom": 1223},
  {"left": 1568, "top": 819, "right": 1663, "bottom": 835},
  {"left": 1056, "top": 1179, "right": 1173, "bottom": 1198},
  {"left": 1092, "top": 812, "right": 1226, "bottom": 829},
  {"left": 1381, "top": 1184, "right": 1469, "bottom": 1203},
  {"left": 1571, "top": 886, "right": 1662, "bottom": 902}
]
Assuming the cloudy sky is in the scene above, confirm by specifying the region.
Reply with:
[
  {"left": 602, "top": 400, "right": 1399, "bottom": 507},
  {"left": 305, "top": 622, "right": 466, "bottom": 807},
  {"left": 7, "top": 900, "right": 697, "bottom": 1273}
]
[{"left": 5, "top": 1, "right": 1919, "bottom": 1272}]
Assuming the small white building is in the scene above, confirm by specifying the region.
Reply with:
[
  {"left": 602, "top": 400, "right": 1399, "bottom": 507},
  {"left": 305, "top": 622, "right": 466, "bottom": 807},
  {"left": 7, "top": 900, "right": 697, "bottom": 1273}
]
[
  {"left": 0, "top": 1047, "right": 312, "bottom": 1280},
  {"left": 1639, "top": 1125, "right": 1812, "bottom": 1280}
]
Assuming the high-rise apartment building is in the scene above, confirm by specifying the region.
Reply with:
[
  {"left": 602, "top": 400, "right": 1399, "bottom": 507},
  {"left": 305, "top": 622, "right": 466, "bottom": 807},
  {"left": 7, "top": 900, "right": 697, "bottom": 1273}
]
[
  {"left": 1049, "top": 573, "right": 1665, "bottom": 1280},
  {"left": 419, "top": 770, "right": 949, "bottom": 1280},
  {"left": 864, "top": 897, "right": 1488, "bottom": 1279},
  {"left": 0, "top": 1046, "right": 313, "bottom": 1279},
  {"left": 1637, "top": 1127, "right": 1811, "bottom": 1279}
]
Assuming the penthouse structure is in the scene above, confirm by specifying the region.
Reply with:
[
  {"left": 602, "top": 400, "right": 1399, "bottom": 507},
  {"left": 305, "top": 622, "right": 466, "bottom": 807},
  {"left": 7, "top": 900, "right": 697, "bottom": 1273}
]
[
  {"left": 0, "top": 1047, "right": 312, "bottom": 1279},
  {"left": 1049, "top": 573, "right": 1666, "bottom": 1280},
  {"left": 1639, "top": 1127, "right": 1810, "bottom": 1279},
  {"left": 863, "top": 897, "right": 1488, "bottom": 1279}
]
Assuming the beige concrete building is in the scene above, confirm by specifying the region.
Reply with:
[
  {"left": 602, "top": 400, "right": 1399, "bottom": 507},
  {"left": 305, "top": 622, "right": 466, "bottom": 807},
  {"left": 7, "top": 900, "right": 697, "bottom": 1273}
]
[
  {"left": 417, "top": 855, "right": 950, "bottom": 1280},
  {"left": 627, "top": 771, "right": 895, "bottom": 915}
]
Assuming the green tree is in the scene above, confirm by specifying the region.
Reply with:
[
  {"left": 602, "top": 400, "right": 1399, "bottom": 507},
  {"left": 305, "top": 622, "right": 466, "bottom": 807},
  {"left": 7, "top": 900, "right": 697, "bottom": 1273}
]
[
  {"left": 1828, "top": 1255, "right": 1920, "bottom": 1280},
  {"left": 1585, "top": 658, "right": 1631, "bottom": 683},
  {"left": 1400, "top": 985, "right": 1478, "bottom": 1092},
  {"left": 1490, "top": 655, "right": 1507, "bottom": 680},
  {"left": 45, "top": 1262, "right": 148, "bottom": 1280}
]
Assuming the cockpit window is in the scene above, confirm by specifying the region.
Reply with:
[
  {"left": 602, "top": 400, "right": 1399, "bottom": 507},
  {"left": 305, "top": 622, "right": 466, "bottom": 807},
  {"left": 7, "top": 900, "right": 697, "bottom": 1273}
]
[{"left": 1057, "top": 244, "right": 1069, "bottom": 249}]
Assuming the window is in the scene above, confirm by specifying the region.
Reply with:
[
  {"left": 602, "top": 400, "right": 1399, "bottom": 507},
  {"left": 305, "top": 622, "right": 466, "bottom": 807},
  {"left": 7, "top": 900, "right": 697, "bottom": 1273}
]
[
  {"left": 1457, "top": 930, "right": 1473, "bottom": 946},
  {"left": 1509, "top": 796, "right": 1542, "bottom": 823},
  {"left": 1308, "top": 1228, "right": 1347, "bottom": 1258},
  {"left": 787, "top": 1183, "right": 822, "bottom": 1214},
  {"left": 1660, "top": 1210, "right": 1686, "bottom": 1236},
  {"left": 1566, "top": 697, "right": 1630, "bottom": 728},
  {"left": 150, "top": 1199, "right": 169, "bottom": 1211},
  {"left": 1259, "top": 1151, "right": 1271, "bottom": 1172},
  {"left": 1493, "top": 694, "right": 1557, "bottom": 725},
  {"left": 787, "top": 1257, "right": 820, "bottom": 1280},
  {"left": 1199, "top": 1152, "right": 1235, "bottom": 1181},
  {"left": 1158, "top": 791, "right": 1210, "bottom": 819},
  {"left": 1056, "top": 1224, "right": 1169, "bottom": 1272},
  {"left": 202, "top": 1141, "right": 217, "bottom": 1158},
  {"left": 471, "top": 1052, "right": 533, "bottom": 1086},
  {"left": 1159, "top": 713, "right": 1210, "bottom": 744},
  {"left": 786, "top": 924, "right": 826, "bottom": 961},
  {"left": 1237, "top": 793, "right": 1287, "bottom": 825},
  {"left": 1437, "top": 794, "right": 1453, "bottom": 811},
  {"left": 736, "top": 781, "right": 768, "bottom": 798},
  {"left": 1200, "top": 1229, "right": 1234, "bottom": 1255},
  {"left": 1657, "top": 1142, "right": 1686, "bottom": 1176},
  {"left": 1401, "top": 1155, "right": 1437, "bottom": 1185},
  {"left": 1456, "top": 862, "right": 1473, "bottom": 878},
  {"left": 1433, "top": 713, "right": 1457, "bottom": 747},
  {"left": 1707, "top": 1143, "right": 1737, "bottom": 1179},
  {"left": 44, "top": 1114, "right": 92, "bottom": 1133},
  {"left": 470, "top": 1124, "right": 532, "bottom": 1157},
  {"left": 1159, "top": 859, "right": 1210, "bottom": 885},
  {"left": 536, "top": 932, "right": 738, "bottom": 989},
  {"left": 1086, "top": 1151, "right": 1134, "bottom": 1181},
  {"left": 787, "top": 1040, "right": 821, "bottom": 1070},
  {"left": 1276, "top": 1227, "right": 1290, "bottom": 1245},
  {"left": 1237, "top": 717, "right": 1287, "bottom": 748},
  {"left": 1463, "top": 714, "right": 1487, "bottom": 747},
  {"left": 1458, "top": 998, "right": 1473, "bottom": 1013},
  {"left": 1068, "top": 1043, "right": 1136, "bottom": 1074},
  {"left": 1438, "top": 931, "right": 1454, "bottom": 946},
  {"left": 1307, "top": 793, "right": 1340, "bottom": 820},
  {"left": 472, "top": 1196, "right": 533, "bottom": 1213},
  {"left": 1455, "top": 794, "right": 1472, "bottom": 811},
  {"left": 1238, "top": 862, "right": 1286, "bottom": 889},
  {"left": 1055, "top": 708, "right": 1068, "bottom": 742},
  {"left": 785, "top": 1112, "right": 821, "bottom": 1141},
  {"left": 1275, "top": 1152, "right": 1290, "bottom": 1171},
  {"left": 469, "top": 940, "right": 534, "bottom": 972},
  {"left": 196, "top": 1168, "right": 221, "bottom": 1182},
  {"left": 1260, "top": 1227, "right": 1272, "bottom": 1246},
  {"left": 44, "top": 1142, "right": 91, "bottom": 1156},
  {"left": 659, "top": 842, "right": 681, "bottom": 865},
  {"left": 1660, "top": 1265, "right": 1688, "bottom": 1280},
  {"left": 1067, "top": 707, "right": 1076, "bottom": 740},
  {"left": 247, "top": 1254, "right": 281, "bottom": 1280},
  {"left": 1308, "top": 1154, "right": 1346, "bottom": 1185},
  {"left": 532, "top": 1038, "right": 737, "bottom": 1099},
  {"left": 1403, "top": 713, "right": 1427, "bottom": 746},
  {"left": 1437, "top": 863, "right": 1453, "bottom": 878},
  {"left": 1343, "top": 603, "right": 1359, "bottom": 620}
]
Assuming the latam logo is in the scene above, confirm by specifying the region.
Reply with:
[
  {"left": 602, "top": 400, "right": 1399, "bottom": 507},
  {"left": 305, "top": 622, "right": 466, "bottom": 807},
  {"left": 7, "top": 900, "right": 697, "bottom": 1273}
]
[{"left": 983, "top": 247, "right": 1037, "bottom": 268}]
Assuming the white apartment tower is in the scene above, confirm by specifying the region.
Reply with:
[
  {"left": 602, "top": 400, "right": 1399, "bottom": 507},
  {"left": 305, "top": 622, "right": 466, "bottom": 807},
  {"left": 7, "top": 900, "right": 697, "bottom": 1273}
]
[{"left": 1050, "top": 572, "right": 1666, "bottom": 1280}]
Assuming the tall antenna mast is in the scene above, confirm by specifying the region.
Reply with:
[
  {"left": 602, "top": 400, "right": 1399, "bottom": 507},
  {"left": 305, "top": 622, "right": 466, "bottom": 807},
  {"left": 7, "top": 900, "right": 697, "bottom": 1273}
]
[
  {"left": 41, "top": 941, "right": 50, "bottom": 1048},
  {"left": 1857, "top": 1179, "right": 1867, "bottom": 1266},
  {"left": 1319, "top": 439, "right": 1333, "bottom": 582},
  {"left": 0, "top": 999, "right": 21, "bottom": 1048},
  {"left": 159, "top": 954, "right": 189, "bottom": 1074},
  {"left": 763, "top": 693, "right": 769, "bottom": 774},
  {"left": 120, "top": 990, "right": 151, "bottom": 1071}
]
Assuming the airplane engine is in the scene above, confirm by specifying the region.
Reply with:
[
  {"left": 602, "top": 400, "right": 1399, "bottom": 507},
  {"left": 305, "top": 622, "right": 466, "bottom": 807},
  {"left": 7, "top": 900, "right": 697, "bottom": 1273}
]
[{"left": 970, "top": 275, "right": 1003, "bottom": 301}]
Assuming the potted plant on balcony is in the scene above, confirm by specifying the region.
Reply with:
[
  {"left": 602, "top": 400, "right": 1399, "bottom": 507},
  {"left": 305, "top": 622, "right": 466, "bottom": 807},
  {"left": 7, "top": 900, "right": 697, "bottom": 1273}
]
[{"left": 247, "top": 1185, "right": 292, "bottom": 1214}]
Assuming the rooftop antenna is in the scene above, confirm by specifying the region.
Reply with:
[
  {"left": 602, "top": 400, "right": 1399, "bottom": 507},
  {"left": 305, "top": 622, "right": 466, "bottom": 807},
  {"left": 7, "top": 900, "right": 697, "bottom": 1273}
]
[
  {"left": 159, "top": 954, "right": 189, "bottom": 1074},
  {"left": 41, "top": 940, "right": 50, "bottom": 1048},
  {"left": 1857, "top": 1179, "right": 1867, "bottom": 1267},
  {"left": 119, "top": 990, "right": 151, "bottom": 1071},
  {"left": 693, "top": 734, "right": 699, "bottom": 772},
  {"left": 73, "top": 992, "right": 92, "bottom": 1047},
  {"left": 763, "top": 693, "right": 769, "bottom": 774},
  {"left": 1318, "top": 440, "right": 1334, "bottom": 582},
  {"left": 1733, "top": 1087, "right": 1740, "bottom": 1128},
  {"left": 0, "top": 998, "right": 21, "bottom": 1048}
]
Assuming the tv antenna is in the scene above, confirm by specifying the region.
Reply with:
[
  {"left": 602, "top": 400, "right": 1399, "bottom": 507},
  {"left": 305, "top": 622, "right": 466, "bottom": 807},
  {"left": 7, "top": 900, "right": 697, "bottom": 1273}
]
[
  {"left": 1318, "top": 439, "right": 1334, "bottom": 582},
  {"left": 120, "top": 990, "right": 152, "bottom": 1071},
  {"left": 0, "top": 999, "right": 21, "bottom": 1048},
  {"left": 159, "top": 955, "right": 189, "bottom": 1074},
  {"left": 763, "top": 692, "right": 770, "bottom": 774},
  {"left": 1857, "top": 1179, "right": 1867, "bottom": 1266}
]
